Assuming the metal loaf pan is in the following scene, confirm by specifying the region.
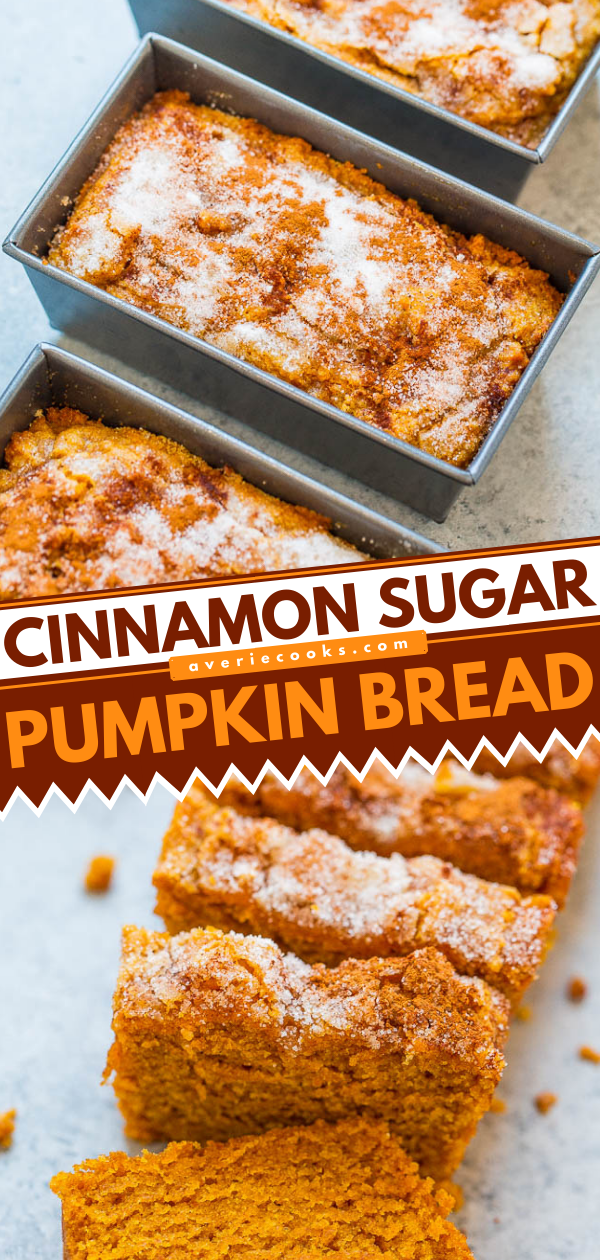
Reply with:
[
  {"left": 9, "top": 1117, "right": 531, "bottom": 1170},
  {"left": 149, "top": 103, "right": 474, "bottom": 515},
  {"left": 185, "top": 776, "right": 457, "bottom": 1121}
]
[
  {"left": 0, "top": 344, "right": 441, "bottom": 560},
  {"left": 4, "top": 36, "right": 600, "bottom": 521},
  {"left": 128, "top": 0, "right": 600, "bottom": 199}
]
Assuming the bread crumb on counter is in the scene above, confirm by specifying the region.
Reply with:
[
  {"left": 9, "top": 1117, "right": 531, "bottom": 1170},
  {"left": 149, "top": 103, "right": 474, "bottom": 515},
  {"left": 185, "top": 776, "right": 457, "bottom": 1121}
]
[
  {"left": 84, "top": 855, "right": 116, "bottom": 894},
  {"left": 579, "top": 1046, "right": 600, "bottom": 1065},
  {"left": 0, "top": 1109, "right": 16, "bottom": 1149},
  {"left": 567, "top": 976, "right": 588, "bottom": 1003},
  {"left": 534, "top": 1092, "right": 558, "bottom": 1115}
]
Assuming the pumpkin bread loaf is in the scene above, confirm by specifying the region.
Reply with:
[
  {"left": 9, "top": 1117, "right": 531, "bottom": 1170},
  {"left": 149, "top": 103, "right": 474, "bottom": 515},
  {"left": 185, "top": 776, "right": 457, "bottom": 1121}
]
[
  {"left": 105, "top": 925, "right": 509, "bottom": 1180},
  {"left": 230, "top": 0, "right": 600, "bottom": 146},
  {"left": 471, "top": 738, "right": 600, "bottom": 803},
  {"left": 0, "top": 407, "right": 362, "bottom": 600},
  {"left": 48, "top": 91, "right": 563, "bottom": 468}
]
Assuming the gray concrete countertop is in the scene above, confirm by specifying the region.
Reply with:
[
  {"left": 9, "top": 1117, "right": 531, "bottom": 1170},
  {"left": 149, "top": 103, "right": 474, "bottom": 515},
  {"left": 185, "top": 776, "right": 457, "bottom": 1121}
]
[{"left": 1, "top": 4, "right": 599, "bottom": 1259}]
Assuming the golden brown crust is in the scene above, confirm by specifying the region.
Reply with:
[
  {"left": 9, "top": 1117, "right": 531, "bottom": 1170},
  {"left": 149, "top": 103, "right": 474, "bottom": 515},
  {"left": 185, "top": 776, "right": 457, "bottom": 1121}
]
[
  {"left": 220, "top": 760, "right": 584, "bottom": 906},
  {"left": 52, "top": 1119, "right": 475, "bottom": 1259},
  {"left": 105, "top": 925, "right": 509, "bottom": 1179},
  {"left": 229, "top": 0, "right": 600, "bottom": 146},
  {"left": 0, "top": 407, "right": 360, "bottom": 600},
  {"left": 48, "top": 91, "right": 563, "bottom": 468},
  {"left": 471, "top": 737, "right": 600, "bottom": 803},
  {"left": 154, "top": 782, "right": 556, "bottom": 1004}
]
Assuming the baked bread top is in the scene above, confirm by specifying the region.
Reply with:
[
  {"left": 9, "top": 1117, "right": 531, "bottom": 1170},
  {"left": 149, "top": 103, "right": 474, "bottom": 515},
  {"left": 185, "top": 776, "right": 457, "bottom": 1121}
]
[
  {"left": 49, "top": 92, "right": 563, "bottom": 467},
  {"left": 0, "top": 407, "right": 361, "bottom": 599},
  {"left": 234, "top": 0, "right": 600, "bottom": 145},
  {"left": 112, "top": 924, "right": 510, "bottom": 1069}
]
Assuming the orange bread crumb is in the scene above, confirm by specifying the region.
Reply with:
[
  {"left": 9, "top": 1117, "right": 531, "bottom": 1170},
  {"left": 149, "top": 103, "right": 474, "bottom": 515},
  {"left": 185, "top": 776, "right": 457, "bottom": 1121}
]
[
  {"left": 445, "top": 1182, "right": 464, "bottom": 1212},
  {"left": 220, "top": 760, "right": 584, "bottom": 906},
  {"left": 0, "top": 1109, "right": 16, "bottom": 1149},
  {"left": 51, "top": 1120, "right": 475, "bottom": 1259},
  {"left": 534, "top": 1092, "right": 558, "bottom": 1114},
  {"left": 84, "top": 855, "right": 115, "bottom": 894},
  {"left": 579, "top": 1045, "right": 600, "bottom": 1064},
  {"left": 105, "top": 926, "right": 509, "bottom": 1180},
  {"left": 567, "top": 976, "right": 588, "bottom": 1002},
  {"left": 154, "top": 782, "right": 556, "bottom": 1005}
]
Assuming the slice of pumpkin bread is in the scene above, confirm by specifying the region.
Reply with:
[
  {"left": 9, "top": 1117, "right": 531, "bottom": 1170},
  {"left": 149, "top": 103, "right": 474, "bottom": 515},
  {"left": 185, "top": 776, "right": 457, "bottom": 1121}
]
[
  {"left": 471, "top": 739, "right": 600, "bottom": 804},
  {"left": 105, "top": 926, "right": 509, "bottom": 1180},
  {"left": 154, "top": 783, "right": 556, "bottom": 1005},
  {"left": 220, "top": 760, "right": 583, "bottom": 906},
  {"left": 51, "top": 1119, "right": 475, "bottom": 1259}
]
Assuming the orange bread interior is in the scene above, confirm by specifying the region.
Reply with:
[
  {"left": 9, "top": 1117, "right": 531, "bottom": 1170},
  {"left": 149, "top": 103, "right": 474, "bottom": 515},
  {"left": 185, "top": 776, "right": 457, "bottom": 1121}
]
[{"left": 51, "top": 1119, "right": 475, "bottom": 1259}]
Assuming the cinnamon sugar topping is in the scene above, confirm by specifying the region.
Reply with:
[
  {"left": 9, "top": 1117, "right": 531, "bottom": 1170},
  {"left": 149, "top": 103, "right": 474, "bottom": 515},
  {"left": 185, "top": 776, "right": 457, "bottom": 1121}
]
[
  {"left": 48, "top": 92, "right": 563, "bottom": 468},
  {"left": 232, "top": 0, "right": 600, "bottom": 146},
  {"left": 154, "top": 782, "right": 557, "bottom": 1004},
  {"left": 0, "top": 407, "right": 361, "bottom": 600}
]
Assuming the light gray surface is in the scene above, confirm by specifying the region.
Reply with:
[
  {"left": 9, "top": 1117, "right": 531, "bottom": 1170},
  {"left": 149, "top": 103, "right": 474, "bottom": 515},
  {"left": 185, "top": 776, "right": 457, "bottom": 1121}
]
[
  {"left": 1, "top": 3, "right": 600, "bottom": 1258},
  {"left": 1, "top": 784, "right": 599, "bottom": 1259}
]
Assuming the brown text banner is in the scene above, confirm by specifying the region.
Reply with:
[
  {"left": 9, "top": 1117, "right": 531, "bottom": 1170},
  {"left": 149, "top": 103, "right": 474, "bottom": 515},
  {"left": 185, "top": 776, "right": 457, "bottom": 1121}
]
[{"left": 0, "top": 539, "right": 598, "bottom": 812}]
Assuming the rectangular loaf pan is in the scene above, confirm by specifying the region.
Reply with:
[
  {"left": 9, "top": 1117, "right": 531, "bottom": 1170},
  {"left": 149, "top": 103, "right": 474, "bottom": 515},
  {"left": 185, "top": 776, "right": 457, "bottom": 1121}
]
[
  {"left": 0, "top": 344, "right": 441, "bottom": 561},
  {"left": 4, "top": 36, "right": 600, "bottom": 521},
  {"left": 128, "top": 0, "right": 600, "bottom": 198}
]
